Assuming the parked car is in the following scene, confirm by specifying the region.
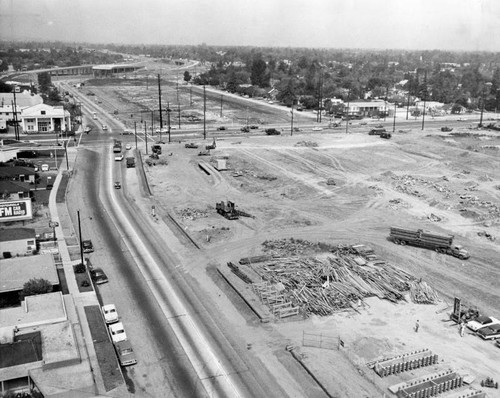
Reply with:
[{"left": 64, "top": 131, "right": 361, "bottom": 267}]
[
  {"left": 102, "top": 304, "right": 119, "bottom": 324},
  {"left": 265, "top": 128, "right": 280, "bottom": 135},
  {"left": 467, "top": 315, "right": 500, "bottom": 332},
  {"left": 476, "top": 323, "right": 500, "bottom": 340},
  {"left": 114, "top": 181, "right": 121, "bottom": 189},
  {"left": 249, "top": 125, "right": 259, "bottom": 129},
  {"left": 185, "top": 143, "right": 198, "bottom": 149},
  {"left": 312, "top": 127, "right": 323, "bottom": 131},
  {"left": 217, "top": 126, "right": 226, "bottom": 130},
  {"left": 102, "top": 125, "right": 108, "bottom": 131},
  {"left": 41, "top": 164, "right": 49, "bottom": 172},
  {"left": 82, "top": 240, "right": 94, "bottom": 253},
  {"left": 90, "top": 268, "right": 108, "bottom": 284},
  {"left": 114, "top": 154, "right": 124, "bottom": 161},
  {"left": 241, "top": 126, "right": 250, "bottom": 133},
  {"left": 114, "top": 340, "right": 137, "bottom": 366},
  {"left": 108, "top": 322, "right": 127, "bottom": 343},
  {"left": 125, "top": 144, "right": 132, "bottom": 150}
]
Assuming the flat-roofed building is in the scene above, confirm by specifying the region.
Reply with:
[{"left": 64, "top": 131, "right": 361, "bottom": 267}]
[
  {"left": 0, "top": 254, "right": 59, "bottom": 295},
  {"left": 0, "top": 227, "right": 36, "bottom": 258},
  {"left": 20, "top": 103, "right": 71, "bottom": 134}
]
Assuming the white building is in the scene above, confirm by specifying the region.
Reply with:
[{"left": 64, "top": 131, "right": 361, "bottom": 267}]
[
  {"left": 344, "top": 100, "right": 388, "bottom": 117},
  {"left": 20, "top": 103, "right": 71, "bottom": 134}
]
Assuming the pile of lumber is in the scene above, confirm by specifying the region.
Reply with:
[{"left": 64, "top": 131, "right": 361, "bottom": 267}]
[
  {"left": 254, "top": 253, "right": 418, "bottom": 316},
  {"left": 409, "top": 280, "right": 440, "bottom": 304}
]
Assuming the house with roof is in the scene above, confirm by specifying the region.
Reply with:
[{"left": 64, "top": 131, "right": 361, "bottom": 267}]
[
  {"left": 0, "top": 181, "right": 32, "bottom": 200},
  {"left": 0, "top": 227, "right": 36, "bottom": 258},
  {"left": 344, "top": 100, "right": 388, "bottom": 118},
  {"left": 0, "top": 166, "right": 36, "bottom": 184},
  {"left": 20, "top": 104, "right": 71, "bottom": 134},
  {"left": 0, "top": 91, "right": 43, "bottom": 126}
]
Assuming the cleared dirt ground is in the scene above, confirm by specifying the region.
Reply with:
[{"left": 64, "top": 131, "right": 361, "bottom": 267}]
[
  {"left": 84, "top": 71, "right": 500, "bottom": 396},
  {"left": 131, "top": 126, "right": 500, "bottom": 397}
]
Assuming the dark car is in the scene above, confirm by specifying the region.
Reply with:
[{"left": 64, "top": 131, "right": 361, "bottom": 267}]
[
  {"left": 90, "top": 268, "right": 109, "bottom": 285},
  {"left": 265, "top": 128, "right": 281, "bottom": 135},
  {"left": 241, "top": 126, "right": 250, "bottom": 133},
  {"left": 249, "top": 125, "right": 259, "bottom": 129},
  {"left": 114, "top": 181, "right": 121, "bottom": 189},
  {"left": 185, "top": 143, "right": 198, "bottom": 149},
  {"left": 82, "top": 240, "right": 94, "bottom": 253},
  {"left": 217, "top": 126, "right": 226, "bottom": 130},
  {"left": 476, "top": 323, "right": 500, "bottom": 340}
]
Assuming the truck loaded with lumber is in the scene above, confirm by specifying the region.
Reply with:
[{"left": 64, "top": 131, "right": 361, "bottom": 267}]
[{"left": 389, "top": 227, "right": 470, "bottom": 259}]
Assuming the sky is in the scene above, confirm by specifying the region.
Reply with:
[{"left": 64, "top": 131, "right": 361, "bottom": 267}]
[{"left": 1, "top": 0, "right": 499, "bottom": 51}]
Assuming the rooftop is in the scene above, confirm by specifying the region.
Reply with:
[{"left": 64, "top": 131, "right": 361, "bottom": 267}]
[
  {"left": 0, "top": 227, "right": 36, "bottom": 243},
  {"left": 0, "top": 254, "right": 59, "bottom": 293}
]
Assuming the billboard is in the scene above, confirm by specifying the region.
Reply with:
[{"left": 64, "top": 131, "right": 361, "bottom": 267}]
[{"left": 0, "top": 199, "right": 33, "bottom": 222}]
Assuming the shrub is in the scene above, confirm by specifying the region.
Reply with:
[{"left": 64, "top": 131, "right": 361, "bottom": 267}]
[
  {"left": 81, "top": 280, "right": 90, "bottom": 287},
  {"left": 74, "top": 263, "right": 86, "bottom": 273}
]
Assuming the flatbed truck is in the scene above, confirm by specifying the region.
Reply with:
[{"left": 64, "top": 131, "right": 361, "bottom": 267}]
[{"left": 389, "top": 226, "right": 470, "bottom": 259}]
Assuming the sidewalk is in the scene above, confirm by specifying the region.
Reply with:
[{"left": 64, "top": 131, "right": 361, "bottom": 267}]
[{"left": 47, "top": 145, "right": 107, "bottom": 394}]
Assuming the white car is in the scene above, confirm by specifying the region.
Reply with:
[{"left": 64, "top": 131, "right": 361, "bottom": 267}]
[
  {"left": 125, "top": 144, "right": 132, "bottom": 150},
  {"left": 108, "top": 322, "right": 127, "bottom": 343},
  {"left": 102, "top": 304, "right": 119, "bottom": 324},
  {"left": 466, "top": 315, "right": 500, "bottom": 332},
  {"left": 114, "top": 154, "right": 124, "bottom": 161},
  {"left": 41, "top": 164, "right": 49, "bottom": 172},
  {"left": 102, "top": 125, "right": 108, "bottom": 131},
  {"left": 312, "top": 127, "right": 323, "bottom": 131}
]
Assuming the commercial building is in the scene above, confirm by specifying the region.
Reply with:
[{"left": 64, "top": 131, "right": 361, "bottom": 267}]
[
  {"left": 92, "top": 63, "right": 145, "bottom": 78},
  {"left": 20, "top": 103, "right": 71, "bottom": 134},
  {"left": 344, "top": 100, "right": 388, "bottom": 118},
  {"left": 0, "top": 227, "right": 36, "bottom": 258}
]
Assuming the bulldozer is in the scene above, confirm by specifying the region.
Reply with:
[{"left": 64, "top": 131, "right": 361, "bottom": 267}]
[{"left": 216, "top": 201, "right": 239, "bottom": 220}]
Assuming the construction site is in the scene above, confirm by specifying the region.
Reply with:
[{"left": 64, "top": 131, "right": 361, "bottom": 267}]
[{"left": 85, "top": 74, "right": 500, "bottom": 397}]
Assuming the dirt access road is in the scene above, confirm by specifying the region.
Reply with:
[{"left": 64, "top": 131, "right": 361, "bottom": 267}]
[{"left": 119, "top": 125, "right": 500, "bottom": 397}]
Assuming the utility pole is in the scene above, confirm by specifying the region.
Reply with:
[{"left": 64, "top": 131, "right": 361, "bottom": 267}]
[
  {"left": 203, "top": 85, "right": 206, "bottom": 140},
  {"left": 158, "top": 74, "right": 163, "bottom": 134},
  {"left": 12, "top": 90, "right": 20, "bottom": 140},
  {"left": 77, "top": 210, "right": 83, "bottom": 266},
  {"left": 290, "top": 103, "right": 294, "bottom": 136},
  {"left": 167, "top": 103, "right": 171, "bottom": 143},
  {"left": 134, "top": 121, "right": 137, "bottom": 149},
  {"left": 220, "top": 95, "right": 223, "bottom": 118},
  {"left": 345, "top": 88, "right": 351, "bottom": 134},
  {"left": 190, "top": 86, "right": 193, "bottom": 106},
  {"left": 64, "top": 141, "right": 69, "bottom": 170},
  {"left": 421, "top": 71, "right": 428, "bottom": 131},
  {"left": 144, "top": 122, "right": 148, "bottom": 154},
  {"left": 392, "top": 102, "right": 397, "bottom": 133},
  {"left": 406, "top": 86, "right": 411, "bottom": 120}
]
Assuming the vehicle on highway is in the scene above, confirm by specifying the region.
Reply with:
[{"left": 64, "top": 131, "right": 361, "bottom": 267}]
[
  {"left": 41, "top": 164, "right": 49, "bottom": 172},
  {"left": 92, "top": 112, "right": 97, "bottom": 120},
  {"left": 125, "top": 144, "right": 132, "bottom": 150},
  {"left": 108, "top": 322, "right": 127, "bottom": 343},
  {"left": 114, "top": 154, "right": 124, "bottom": 161},
  {"left": 114, "top": 181, "right": 121, "bottom": 189},
  {"left": 312, "top": 127, "right": 323, "bottom": 131},
  {"left": 380, "top": 132, "right": 392, "bottom": 139},
  {"left": 102, "top": 304, "right": 119, "bottom": 324},
  {"left": 185, "top": 143, "right": 198, "bottom": 148},
  {"left": 217, "top": 126, "right": 226, "bottom": 130},
  {"left": 467, "top": 315, "right": 500, "bottom": 332},
  {"left": 114, "top": 340, "right": 137, "bottom": 366},
  {"left": 476, "top": 323, "right": 500, "bottom": 340},
  {"left": 102, "top": 125, "right": 108, "bottom": 131},
  {"left": 241, "top": 126, "right": 250, "bottom": 133},
  {"left": 249, "top": 125, "right": 259, "bottom": 129},
  {"left": 126, "top": 157, "right": 135, "bottom": 168},
  {"left": 265, "top": 128, "right": 280, "bottom": 135},
  {"left": 90, "top": 268, "right": 109, "bottom": 285},
  {"left": 82, "top": 239, "right": 94, "bottom": 253},
  {"left": 369, "top": 128, "right": 387, "bottom": 135}
]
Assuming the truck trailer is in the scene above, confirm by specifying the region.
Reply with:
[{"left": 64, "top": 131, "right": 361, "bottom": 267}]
[{"left": 389, "top": 227, "right": 470, "bottom": 259}]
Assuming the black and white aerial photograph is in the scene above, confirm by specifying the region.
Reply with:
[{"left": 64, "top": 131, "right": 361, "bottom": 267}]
[{"left": 1, "top": 0, "right": 500, "bottom": 397}]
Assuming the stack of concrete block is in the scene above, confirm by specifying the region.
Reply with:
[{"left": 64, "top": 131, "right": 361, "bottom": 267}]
[
  {"left": 374, "top": 349, "right": 438, "bottom": 377},
  {"left": 389, "top": 369, "right": 463, "bottom": 398}
]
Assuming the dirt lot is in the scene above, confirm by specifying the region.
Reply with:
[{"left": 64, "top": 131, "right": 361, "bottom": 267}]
[
  {"left": 132, "top": 127, "right": 500, "bottom": 397},
  {"left": 82, "top": 72, "right": 500, "bottom": 396}
]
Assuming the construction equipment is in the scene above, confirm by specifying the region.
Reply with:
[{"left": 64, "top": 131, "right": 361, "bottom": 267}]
[
  {"left": 369, "top": 128, "right": 386, "bottom": 135},
  {"left": 380, "top": 132, "right": 391, "bottom": 139},
  {"left": 198, "top": 150, "right": 210, "bottom": 156},
  {"left": 185, "top": 143, "right": 198, "bottom": 148},
  {"left": 450, "top": 297, "right": 479, "bottom": 323},
  {"left": 441, "top": 126, "right": 453, "bottom": 132},
  {"left": 265, "top": 128, "right": 281, "bottom": 135},
  {"left": 216, "top": 201, "right": 239, "bottom": 220},
  {"left": 206, "top": 138, "right": 216, "bottom": 150},
  {"left": 126, "top": 157, "right": 135, "bottom": 168},
  {"left": 389, "top": 226, "right": 470, "bottom": 259}
]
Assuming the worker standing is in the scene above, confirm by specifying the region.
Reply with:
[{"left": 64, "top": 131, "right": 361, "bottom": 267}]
[{"left": 415, "top": 320, "right": 420, "bottom": 333}]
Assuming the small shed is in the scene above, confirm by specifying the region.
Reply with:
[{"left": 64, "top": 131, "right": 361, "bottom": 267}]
[
  {"left": 0, "top": 227, "right": 36, "bottom": 258},
  {"left": 215, "top": 159, "right": 227, "bottom": 171}
]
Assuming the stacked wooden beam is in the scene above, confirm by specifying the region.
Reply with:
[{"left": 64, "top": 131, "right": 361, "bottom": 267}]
[
  {"left": 409, "top": 280, "right": 440, "bottom": 304},
  {"left": 253, "top": 253, "right": 418, "bottom": 316}
]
